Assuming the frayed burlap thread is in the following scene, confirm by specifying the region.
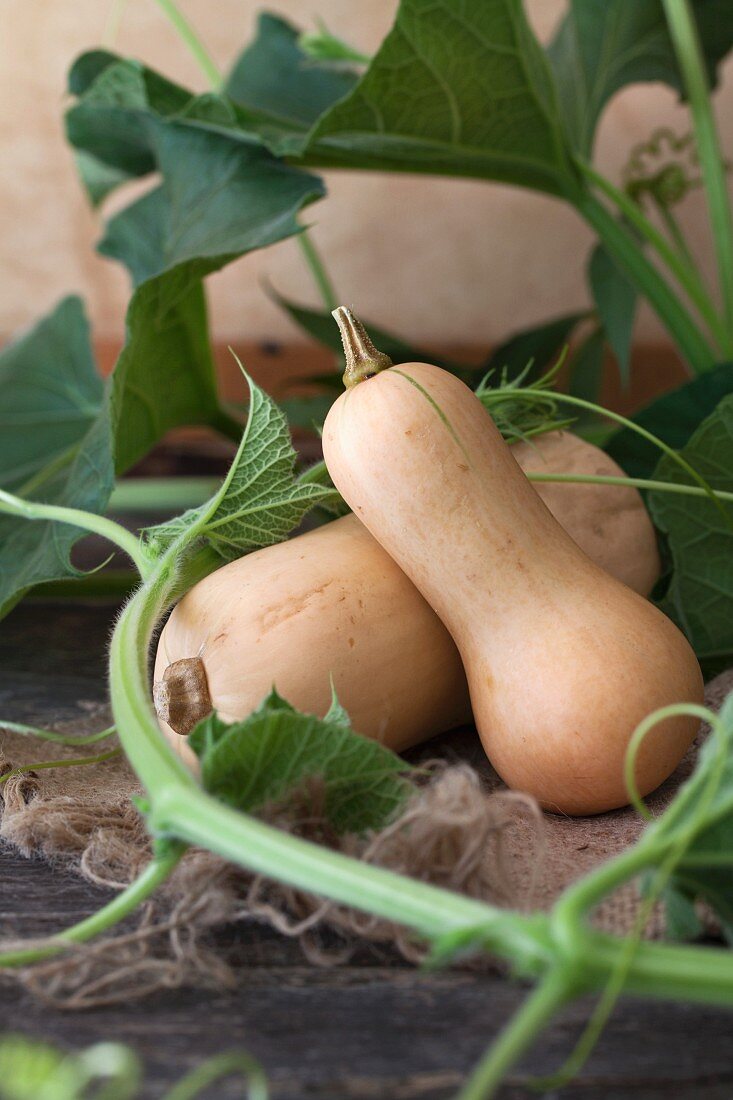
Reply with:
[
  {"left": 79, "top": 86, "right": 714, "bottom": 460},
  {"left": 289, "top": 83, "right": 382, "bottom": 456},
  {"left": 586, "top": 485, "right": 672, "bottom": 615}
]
[{"left": 1, "top": 671, "right": 731, "bottom": 1004}]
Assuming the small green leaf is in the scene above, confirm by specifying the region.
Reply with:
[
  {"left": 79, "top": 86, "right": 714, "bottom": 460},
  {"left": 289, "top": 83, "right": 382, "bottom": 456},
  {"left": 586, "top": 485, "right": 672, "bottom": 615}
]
[
  {"left": 189, "top": 689, "right": 411, "bottom": 835},
  {"left": 225, "top": 13, "right": 359, "bottom": 154},
  {"left": 649, "top": 394, "right": 733, "bottom": 672},
  {"left": 588, "top": 245, "right": 637, "bottom": 385},
  {"left": 568, "top": 328, "right": 606, "bottom": 403},
  {"left": 482, "top": 312, "right": 586, "bottom": 381},
  {"left": 606, "top": 362, "right": 733, "bottom": 478},
  {"left": 146, "top": 371, "right": 335, "bottom": 559},
  {"left": 299, "top": 22, "right": 372, "bottom": 67},
  {"left": 660, "top": 885, "right": 703, "bottom": 942}
]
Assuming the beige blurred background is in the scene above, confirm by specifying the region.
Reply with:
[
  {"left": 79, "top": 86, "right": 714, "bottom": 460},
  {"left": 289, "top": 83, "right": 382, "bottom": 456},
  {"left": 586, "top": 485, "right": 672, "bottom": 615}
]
[{"left": 2, "top": 0, "right": 733, "bottom": 353}]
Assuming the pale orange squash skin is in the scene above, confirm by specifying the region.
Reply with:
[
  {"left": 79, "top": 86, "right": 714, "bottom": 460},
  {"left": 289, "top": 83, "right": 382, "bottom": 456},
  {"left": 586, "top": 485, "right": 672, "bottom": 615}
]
[
  {"left": 154, "top": 513, "right": 470, "bottom": 766},
  {"left": 323, "top": 363, "right": 703, "bottom": 816},
  {"left": 154, "top": 430, "right": 660, "bottom": 774}
]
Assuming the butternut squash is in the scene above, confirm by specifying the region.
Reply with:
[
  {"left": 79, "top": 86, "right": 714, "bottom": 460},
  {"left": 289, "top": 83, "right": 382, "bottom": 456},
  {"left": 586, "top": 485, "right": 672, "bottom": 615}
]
[
  {"left": 321, "top": 308, "right": 703, "bottom": 815},
  {"left": 155, "top": 428, "right": 660, "bottom": 777}
]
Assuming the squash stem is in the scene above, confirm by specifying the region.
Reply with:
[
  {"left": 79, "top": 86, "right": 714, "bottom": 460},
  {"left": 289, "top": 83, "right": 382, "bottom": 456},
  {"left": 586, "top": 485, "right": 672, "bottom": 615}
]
[
  {"left": 0, "top": 841, "right": 185, "bottom": 968},
  {"left": 454, "top": 968, "right": 574, "bottom": 1100},
  {"left": 332, "top": 306, "right": 393, "bottom": 387}
]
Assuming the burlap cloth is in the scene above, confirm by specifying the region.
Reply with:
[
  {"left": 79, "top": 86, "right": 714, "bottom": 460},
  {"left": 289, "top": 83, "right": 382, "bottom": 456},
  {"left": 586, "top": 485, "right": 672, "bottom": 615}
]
[{"left": 1, "top": 670, "right": 731, "bottom": 1006}]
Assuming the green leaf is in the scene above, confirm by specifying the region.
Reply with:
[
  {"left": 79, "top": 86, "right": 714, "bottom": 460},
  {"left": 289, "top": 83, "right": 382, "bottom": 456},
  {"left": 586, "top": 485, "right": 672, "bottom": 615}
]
[
  {"left": 0, "top": 395, "right": 114, "bottom": 620},
  {"left": 640, "top": 691, "right": 733, "bottom": 942},
  {"left": 0, "top": 297, "right": 102, "bottom": 494},
  {"left": 303, "top": 0, "right": 577, "bottom": 195},
  {"left": 146, "top": 371, "right": 335, "bottom": 559},
  {"left": 482, "top": 312, "right": 586, "bottom": 380},
  {"left": 279, "top": 394, "right": 336, "bottom": 432},
  {"left": 0, "top": 300, "right": 114, "bottom": 619},
  {"left": 225, "top": 13, "right": 359, "bottom": 154},
  {"left": 299, "top": 22, "right": 372, "bottom": 67},
  {"left": 649, "top": 394, "right": 733, "bottom": 672},
  {"left": 97, "top": 123, "right": 324, "bottom": 290},
  {"left": 110, "top": 278, "right": 220, "bottom": 473},
  {"left": 605, "top": 362, "right": 733, "bottom": 478},
  {"left": 73, "top": 150, "right": 134, "bottom": 208},
  {"left": 568, "top": 327, "right": 606, "bottom": 403},
  {"left": 547, "top": 0, "right": 733, "bottom": 156},
  {"left": 588, "top": 245, "right": 637, "bottom": 385},
  {"left": 189, "top": 688, "right": 411, "bottom": 835}
]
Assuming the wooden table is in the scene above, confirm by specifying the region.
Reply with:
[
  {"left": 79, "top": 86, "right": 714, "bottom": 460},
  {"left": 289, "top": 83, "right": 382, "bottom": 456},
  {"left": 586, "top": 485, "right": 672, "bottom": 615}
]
[{"left": 1, "top": 601, "right": 732, "bottom": 1099}]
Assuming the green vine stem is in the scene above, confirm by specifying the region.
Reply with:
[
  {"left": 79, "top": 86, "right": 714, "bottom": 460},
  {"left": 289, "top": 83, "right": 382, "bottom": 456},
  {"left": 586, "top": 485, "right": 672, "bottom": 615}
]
[
  {"left": 577, "top": 160, "right": 730, "bottom": 357},
  {"left": 150, "top": 0, "right": 340, "bottom": 319},
  {"left": 151, "top": 0, "right": 221, "bottom": 88},
  {"left": 485, "top": 389, "right": 730, "bottom": 527},
  {"left": 0, "top": 842, "right": 185, "bottom": 968},
  {"left": 663, "top": 0, "right": 733, "bottom": 340},
  {"left": 526, "top": 471, "right": 733, "bottom": 506},
  {"left": 575, "top": 190, "right": 717, "bottom": 371},
  {"left": 455, "top": 967, "right": 574, "bottom": 1100},
  {"left": 109, "top": 478, "right": 221, "bottom": 513},
  {"left": 0, "top": 748, "right": 121, "bottom": 786},
  {"left": 0, "top": 488, "right": 151, "bottom": 578},
  {"left": 0, "top": 721, "right": 116, "bottom": 747},
  {"left": 653, "top": 196, "right": 699, "bottom": 277},
  {"left": 162, "top": 1051, "right": 269, "bottom": 1100},
  {"left": 297, "top": 233, "right": 339, "bottom": 313}
]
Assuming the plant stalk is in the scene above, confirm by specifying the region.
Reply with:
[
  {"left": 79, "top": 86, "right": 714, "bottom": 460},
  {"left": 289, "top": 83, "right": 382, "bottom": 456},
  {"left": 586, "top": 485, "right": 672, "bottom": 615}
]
[
  {"left": 0, "top": 488, "right": 150, "bottom": 577},
  {"left": 578, "top": 161, "right": 730, "bottom": 357},
  {"left": 0, "top": 843, "right": 185, "bottom": 968},
  {"left": 152, "top": 0, "right": 221, "bottom": 89},
  {"left": 297, "top": 233, "right": 339, "bottom": 313},
  {"left": 454, "top": 968, "right": 573, "bottom": 1100},
  {"left": 663, "top": 0, "right": 733, "bottom": 340},
  {"left": 110, "top": 478, "right": 221, "bottom": 513},
  {"left": 526, "top": 471, "right": 733, "bottom": 505},
  {"left": 575, "top": 190, "right": 716, "bottom": 372}
]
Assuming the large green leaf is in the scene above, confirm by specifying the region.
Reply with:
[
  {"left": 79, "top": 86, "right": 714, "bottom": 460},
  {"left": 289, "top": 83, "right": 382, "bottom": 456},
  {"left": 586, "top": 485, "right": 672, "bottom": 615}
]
[
  {"left": 190, "top": 689, "right": 411, "bottom": 835},
  {"left": 98, "top": 121, "right": 323, "bottom": 290},
  {"left": 547, "top": 0, "right": 733, "bottom": 156},
  {"left": 146, "top": 372, "right": 334, "bottom": 559},
  {"left": 225, "top": 13, "right": 359, "bottom": 155},
  {"left": 649, "top": 394, "right": 733, "bottom": 673},
  {"left": 110, "top": 278, "right": 220, "bottom": 473},
  {"left": 302, "top": 0, "right": 577, "bottom": 194},
  {"left": 588, "top": 244, "right": 637, "bottom": 385},
  {"left": 606, "top": 362, "right": 733, "bottom": 479},
  {"left": 0, "top": 300, "right": 114, "bottom": 619},
  {"left": 0, "top": 396, "right": 114, "bottom": 621},
  {"left": 0, "top": 297, "right": 102, "bottom": 494}
]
